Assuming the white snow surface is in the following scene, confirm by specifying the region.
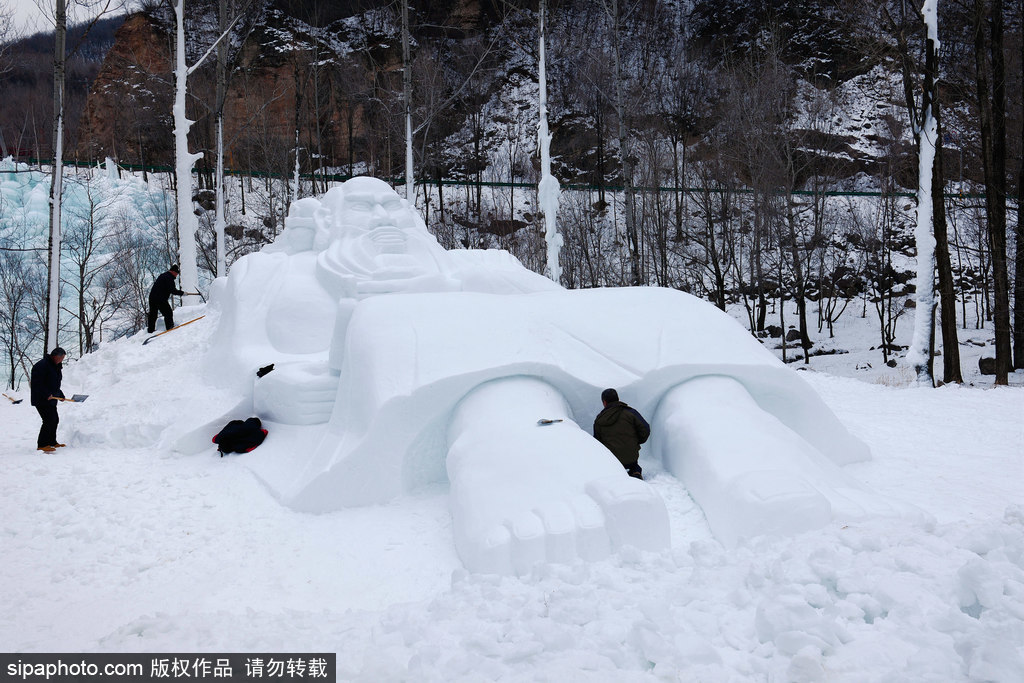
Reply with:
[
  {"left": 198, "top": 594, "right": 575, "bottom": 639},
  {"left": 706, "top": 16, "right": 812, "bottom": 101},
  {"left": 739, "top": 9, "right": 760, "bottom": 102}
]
[
  {"left": 3, "top": 294, "right": 1024, "bottom": 680},
  {"left": 4, "top": 173, "right": 1023, "bottom": 678}
]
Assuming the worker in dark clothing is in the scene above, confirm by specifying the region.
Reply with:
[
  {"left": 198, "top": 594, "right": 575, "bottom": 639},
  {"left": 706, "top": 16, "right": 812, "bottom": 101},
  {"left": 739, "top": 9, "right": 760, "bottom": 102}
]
[
  {"left": 147, "top": 264, "right": 185, "bottom": 333},
  {"left": 593, "top": 388, "right": 650, "bottom": 480},
  {"left": 30, "top": 347, "right": 66, "bottom": 452}
]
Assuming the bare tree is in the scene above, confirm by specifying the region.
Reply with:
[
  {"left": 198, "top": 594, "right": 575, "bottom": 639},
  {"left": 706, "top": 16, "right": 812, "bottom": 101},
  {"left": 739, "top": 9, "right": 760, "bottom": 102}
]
[
  {"left": 903, "top": 0, "right": 940, "bottom": 384},
  {"left": 37, "top": 0, "right": 124, "bottom": 353},
  {"left": 44, "top": 0, "right": 68, "bottom": 354},
  {"left": 884, "top": 0, "right": 962, "bottom": 384},
  {"left": 559, "top": 189, "right": 613, "bottom": 288},
  {"left": 602, "top": 0, "right": 641, "bottom": 285},
  {"left": 720, "top": 40, "right": 797, "bottom": 335},
  {"left": 212, "top": 0, "right": 232, "bottom": 277},
  {"left": 972, "top": 0, "right": 1013, "bottom": 384},
  {"left": 0, "top": 237, "right": 41, "bottom": 388},
  {"left": 685, "top": 161, "right": 737, "bottom": 311},
  {"left": 62, "top": 172, "right": 129, "bottom": 354},
  {"left": 106, "top": 209, "right": 166, "bottom": 334},
  {"left": 537, "top": 0, "right": 562, "bottom": 283},
  {"left": 1, "top": 225, "right": 49, "bottom": 387},
  {"left": 816, "top": 203, "right": 860, "bottom": 338},
  {"left": 1015, "top": 0, "right": 1024, "bottom": 369},
  {"left": 402, "top": 0, "right": 413, "bottom": 202},
  {"left": 0, "top": 1, "right": 14, "bottom": 91},
  {"left": 168, "top": 0, "right": 249, "bottom": 294}
]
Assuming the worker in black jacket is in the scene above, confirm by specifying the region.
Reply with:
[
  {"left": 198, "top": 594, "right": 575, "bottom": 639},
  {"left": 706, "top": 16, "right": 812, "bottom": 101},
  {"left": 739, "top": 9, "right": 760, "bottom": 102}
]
[
  {"left": 30, "top": 347, "right": 66, "bottom": 452},
  {"left": 147, "top": 264, "right": 185, "bottom": 333},
  {"left": 593, "top": 388, "right": 651, "bottom": 480}
]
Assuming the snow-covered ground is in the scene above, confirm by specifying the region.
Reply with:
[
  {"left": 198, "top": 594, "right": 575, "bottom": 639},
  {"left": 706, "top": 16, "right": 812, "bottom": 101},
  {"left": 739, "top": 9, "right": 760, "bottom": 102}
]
[
  {"left": 2, "top": 297, "right": 1022, "bottom": 681},
  {"left": 741, "top": 294, "right": 1024, "bottom": 390},
  {"left": 2, "top": 157, "right": 1022, "bottom": 681}
]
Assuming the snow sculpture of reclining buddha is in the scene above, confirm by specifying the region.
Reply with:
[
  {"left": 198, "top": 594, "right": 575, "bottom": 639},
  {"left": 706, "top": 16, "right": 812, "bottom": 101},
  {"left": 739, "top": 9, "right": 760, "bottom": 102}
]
[{"left": 203, "top": 176, "right": 915, "bottom": 575}]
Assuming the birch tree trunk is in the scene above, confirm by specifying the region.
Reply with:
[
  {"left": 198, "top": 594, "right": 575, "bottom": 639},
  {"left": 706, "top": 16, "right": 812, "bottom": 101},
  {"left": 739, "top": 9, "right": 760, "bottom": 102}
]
[
  {"left": 785, "top": 201, "right": 812, "bottom": 363},
  {"left": 537, "top": 0, "right": 562, "bottom": 284},
  {"left": 1016, "top": 123, "right": 1024, "bottom": 369},
  {"left": 402, "top": 0, "right": 414, "bottom": 203},
  {"left": 213, "top": 0, "right": 229, "bottom": 277},
  {"left": 1015, "top": 0, "right": 1024, "bottom": 368},
  {"left": 607, "top": 0, "right": 640, "bottom": 285},
  {"left": 45, "top": 0, "right": 67, "bottom": 353},
  {"left": 292, "top": 68, "right": 301, "bottom": 207},
  {"left": 173, "top": 0, "right": 203, "bottom": 294},
  {"left": 907, "top": 0, "right": 939, "bottom": 385},
  {"left": 292, "top": 129, "right": 301, "bottom": 205}
]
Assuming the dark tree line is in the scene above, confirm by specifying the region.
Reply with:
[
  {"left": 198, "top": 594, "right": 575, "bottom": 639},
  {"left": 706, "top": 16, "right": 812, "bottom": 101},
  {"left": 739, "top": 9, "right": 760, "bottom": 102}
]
[{"left": 0, "top": 0, "right": 1021, "bottom": 386}]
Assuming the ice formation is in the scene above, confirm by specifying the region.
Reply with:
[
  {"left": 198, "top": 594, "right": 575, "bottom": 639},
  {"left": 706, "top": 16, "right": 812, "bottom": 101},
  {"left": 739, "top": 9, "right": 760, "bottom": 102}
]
[{"left": 195, "top": 176, "right": 903, "bottom": 574}]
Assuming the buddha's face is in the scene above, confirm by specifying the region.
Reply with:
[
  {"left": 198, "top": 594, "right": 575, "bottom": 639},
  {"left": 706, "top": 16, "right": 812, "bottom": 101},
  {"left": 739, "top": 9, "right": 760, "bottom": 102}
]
[
  {"left": 317, "top": 177, "right": 449, "bottom": 295},
  {"left": 340, "top": 181, "right": 417, "bottom": 255}
]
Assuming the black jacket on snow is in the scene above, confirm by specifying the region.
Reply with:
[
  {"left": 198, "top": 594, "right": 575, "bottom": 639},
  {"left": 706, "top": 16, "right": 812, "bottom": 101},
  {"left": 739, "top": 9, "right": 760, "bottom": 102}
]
[
  {"left": 149, "top": 271, "right": 184, "bottom": 304},
  {"left": 593, "top": 401, "right": 650, "bottom": 468},
  {"left": 30, "top": 356, "right": 64, "bottom": 407}
]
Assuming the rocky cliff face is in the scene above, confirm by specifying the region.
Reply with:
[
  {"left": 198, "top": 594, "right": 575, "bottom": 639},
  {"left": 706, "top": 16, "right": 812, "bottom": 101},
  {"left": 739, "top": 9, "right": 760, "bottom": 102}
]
[
  {"left": 68, "top": 0, "right": 996, "bottom": 194},
  {"left": 74, "top": 3, "right": 406, "bottom": 174},
  {"left": 76, "top": 13, "right": 173, "bottom": 164},
  {"left": 72, "top": 0, "right": 502, "bottom": 172}
]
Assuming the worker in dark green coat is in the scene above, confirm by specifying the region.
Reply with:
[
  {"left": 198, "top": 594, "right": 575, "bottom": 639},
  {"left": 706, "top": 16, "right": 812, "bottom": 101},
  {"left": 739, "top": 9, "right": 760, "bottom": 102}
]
[{"left": 593, "top": 388, "right": 650, "bottom": 480}]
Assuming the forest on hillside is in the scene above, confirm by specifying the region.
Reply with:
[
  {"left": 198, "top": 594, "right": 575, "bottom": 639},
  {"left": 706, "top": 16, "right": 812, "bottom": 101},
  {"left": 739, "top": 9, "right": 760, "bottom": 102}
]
[
  {"left": 0, "top": 0, "right": 1021, "bottom": 387},
  {"left": 2, "top": 1, "right": 1021, "bottom": 187}
]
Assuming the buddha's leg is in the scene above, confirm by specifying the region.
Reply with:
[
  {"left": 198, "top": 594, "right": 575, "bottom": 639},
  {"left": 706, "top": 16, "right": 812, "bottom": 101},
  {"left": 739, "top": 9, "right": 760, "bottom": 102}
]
[{"left": 447, "top": 377, "right": 670, "bottom": 575}]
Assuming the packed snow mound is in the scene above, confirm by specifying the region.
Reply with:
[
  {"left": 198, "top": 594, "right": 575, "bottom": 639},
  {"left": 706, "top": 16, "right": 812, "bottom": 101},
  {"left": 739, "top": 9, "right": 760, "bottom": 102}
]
[
  {"left": 195, "top": 176, "right": 896, "bottom": 573},
  {"left": 57, "top": 302, "right": 231, "bottom": 449}
]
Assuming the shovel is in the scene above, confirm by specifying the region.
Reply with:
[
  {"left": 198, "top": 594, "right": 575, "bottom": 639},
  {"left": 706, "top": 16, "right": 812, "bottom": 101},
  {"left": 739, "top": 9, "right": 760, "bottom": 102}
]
[
  {"left": 3, "top": 393, "right": 22, "bottom": 404},
  {"left": 142, "top": 315, "right": 206, "bottom": 345},
  {"left": 54, "top": 395, "right": 89, "bottom": 403}
]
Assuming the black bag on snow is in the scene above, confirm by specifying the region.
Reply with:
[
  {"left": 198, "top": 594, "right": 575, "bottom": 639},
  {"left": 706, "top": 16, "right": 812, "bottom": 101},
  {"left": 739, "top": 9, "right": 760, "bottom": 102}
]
[{"left": 212, "top": 417, "right": 268, "bottom": 455}]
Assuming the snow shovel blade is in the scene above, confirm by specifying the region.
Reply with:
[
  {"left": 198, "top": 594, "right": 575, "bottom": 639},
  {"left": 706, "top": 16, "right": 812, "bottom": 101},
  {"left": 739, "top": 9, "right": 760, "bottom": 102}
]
[
  {"left": 142, "top": 315, "right": 206, "bottom": 345},
  {"left": 537, "top": 418, "right": 563, "bottom": 426},
  {"left": 3, "top": 393, "right": 22, "bottom": 404},
  {"left": 70, "top": 394, "right": 88, "bottom": 402}
]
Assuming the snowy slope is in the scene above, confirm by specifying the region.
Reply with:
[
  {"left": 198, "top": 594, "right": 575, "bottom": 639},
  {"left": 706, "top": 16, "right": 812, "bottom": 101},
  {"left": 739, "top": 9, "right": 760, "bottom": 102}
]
[{"left": 2, "top": 303, "right": 1023, "bottom": 681}]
